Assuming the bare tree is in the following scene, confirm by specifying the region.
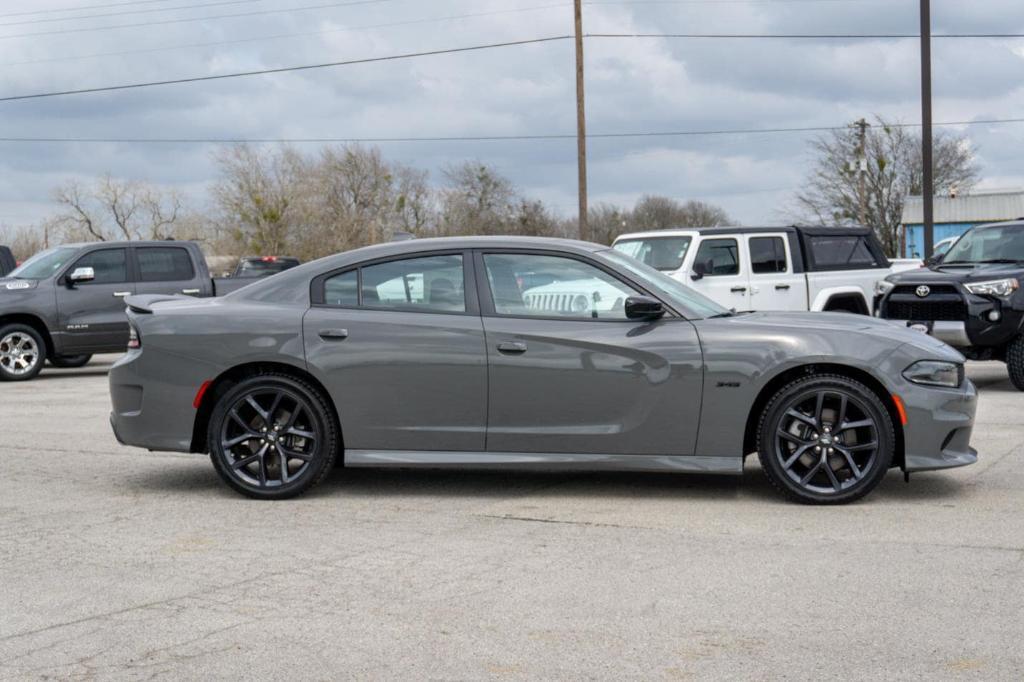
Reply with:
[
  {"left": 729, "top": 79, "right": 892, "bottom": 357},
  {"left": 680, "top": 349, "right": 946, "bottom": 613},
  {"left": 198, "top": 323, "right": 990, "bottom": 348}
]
[
  {"left": 631, "top": 195, "right": 733, "bottom": 230},
  {"left": 793, "top": 116, "right": 980, "bottom": 255},
  {"left": 50, "top": 175, "right": 188, "bottom": 242}
]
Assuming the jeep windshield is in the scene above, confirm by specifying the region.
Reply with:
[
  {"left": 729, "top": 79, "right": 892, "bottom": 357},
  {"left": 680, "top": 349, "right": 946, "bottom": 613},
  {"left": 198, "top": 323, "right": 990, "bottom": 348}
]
[
  {"left": 8, "top": 246, "right": 77, "bottom": 280},
  {"left": 942, "top": 225, "right": 1024, "bottom": 264},
  {"left": 613, "top": 236, "right": 692, "bottom": 272},
  {"left": 598, "top": 248, "right": 730, "bottom": 319}
]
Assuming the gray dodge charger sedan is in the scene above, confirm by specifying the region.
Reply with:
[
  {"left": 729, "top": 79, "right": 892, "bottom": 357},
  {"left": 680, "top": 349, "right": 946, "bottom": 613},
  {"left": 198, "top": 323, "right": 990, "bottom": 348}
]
[{"left": 109, "top": 237, "right": 978, "bottom": 503}]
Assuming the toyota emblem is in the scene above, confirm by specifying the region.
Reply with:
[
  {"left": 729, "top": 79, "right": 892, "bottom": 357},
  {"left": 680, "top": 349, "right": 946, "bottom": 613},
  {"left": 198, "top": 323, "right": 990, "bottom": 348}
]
[{"left": 915, "top": 285, "right": 931, "bottom": 298}]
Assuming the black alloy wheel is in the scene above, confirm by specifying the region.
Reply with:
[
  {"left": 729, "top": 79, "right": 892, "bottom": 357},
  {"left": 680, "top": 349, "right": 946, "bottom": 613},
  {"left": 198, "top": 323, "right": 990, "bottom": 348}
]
[
  {"left": 208, "top": 374, "right": 338, "bottom": 499},
  {"left": 757, "top": 374, "right": 894, "bottom": 504}
]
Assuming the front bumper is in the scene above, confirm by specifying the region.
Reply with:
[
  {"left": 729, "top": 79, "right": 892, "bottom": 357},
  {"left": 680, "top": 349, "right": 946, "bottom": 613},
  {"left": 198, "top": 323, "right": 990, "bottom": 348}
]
[
  {"left": 880, "top": 289, "right": 1024, "bottom": 349},
  {"left": 900, "top": 378, "right": 978, "bottom": 472}
]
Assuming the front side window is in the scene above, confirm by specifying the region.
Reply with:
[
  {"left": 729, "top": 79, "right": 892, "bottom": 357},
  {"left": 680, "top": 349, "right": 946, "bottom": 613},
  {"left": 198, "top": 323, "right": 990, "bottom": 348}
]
[
  {"left": 750, "top": 237, "right": 788, "bottom": 274},
  {"left": 360, "top": 255, "right": 465, "bottom": 313},
  {"left": 613, "top": 236, "right": 692, "bottom": 272},
  {"left": 71, "top": 248, "right": 128, "bottom": 284},
  {"left": 694, "top": 238, "right": 739, "bottom": 276},
  {"left": 137, "top": 247, "right": 195, "bottom": 282},
  {"left": 484, "top": 253, "right": 640, "bottom": 320}
]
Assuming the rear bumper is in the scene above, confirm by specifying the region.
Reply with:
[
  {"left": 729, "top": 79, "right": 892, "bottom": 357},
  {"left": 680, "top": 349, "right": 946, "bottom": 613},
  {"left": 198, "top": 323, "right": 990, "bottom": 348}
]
[
  {"left": 108, "top": 348, "right": 217, "bottom": 453},
  {"left": 901, "top": 378, "right": 978, "bottom": 472}
]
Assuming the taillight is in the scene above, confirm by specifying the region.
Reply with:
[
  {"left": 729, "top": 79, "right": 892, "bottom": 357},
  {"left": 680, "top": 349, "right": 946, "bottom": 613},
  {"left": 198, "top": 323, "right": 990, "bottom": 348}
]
[{"left": 127, "top": 325, "right": 141, "bottom": 350}]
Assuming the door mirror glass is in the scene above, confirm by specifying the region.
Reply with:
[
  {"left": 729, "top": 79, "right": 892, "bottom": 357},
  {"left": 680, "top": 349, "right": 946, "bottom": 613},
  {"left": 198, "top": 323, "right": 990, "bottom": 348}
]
[
  {"left": 624, "top": 295, "right": 665, "bottom": 320},
  {"left": 68, "top": 267, "right": 95, "bottom": 284}
]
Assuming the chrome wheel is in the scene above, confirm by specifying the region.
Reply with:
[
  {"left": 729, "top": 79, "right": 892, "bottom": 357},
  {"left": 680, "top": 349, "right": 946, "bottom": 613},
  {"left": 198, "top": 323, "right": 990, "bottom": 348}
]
[
  {"left": 774, "top": 389, "right": 880, "bottom": 495},
  {"left": 0, "top": 332, "right": 40, "bottom": 377},
  {"left": 219, "top": 387, "right": 320, "bottom": 489}
]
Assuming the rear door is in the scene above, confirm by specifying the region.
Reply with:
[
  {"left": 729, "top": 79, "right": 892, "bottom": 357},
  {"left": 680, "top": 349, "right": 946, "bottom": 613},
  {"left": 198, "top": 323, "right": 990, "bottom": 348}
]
[
  {"left": 132, "top": 245, "right": 206, "bottom": 297},
  {"left": 55, "top": 247, "right": 134, "bottom": 353},
  {"left": 304, "top": 251, "right": 488, "bottom": 452},
  {"left": 691, "top": 236, "right": 750, "bottom": 310},
  {"left": 746, "top": 234, "right": 808, "bottom": 310},
  {"left": 478, "top": 250, "right": 703, "bottom": 456}
]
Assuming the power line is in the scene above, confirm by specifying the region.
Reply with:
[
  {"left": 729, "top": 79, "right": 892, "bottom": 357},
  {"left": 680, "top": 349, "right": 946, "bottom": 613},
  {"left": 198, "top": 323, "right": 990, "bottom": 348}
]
[
  {"left": 2, "top": 117, "right": 1022, "bottom": 144},
  {"left": 0, "top": 3, "right": 568, "bottom": 68},
  {"left": 0, "top": 0, "right": 401, "bottom": 40},
  {"left": 0, "top": 0, "right": 183, "bottom": 20},
  {"left": 588, "top": 32, "right": 1024, "bottom": 39},
  {"left": 0, "top": 36, "right": 574, "bottom": 102},
  {"left": 0, "top": 0, "right": 264, "bottom": 28}
]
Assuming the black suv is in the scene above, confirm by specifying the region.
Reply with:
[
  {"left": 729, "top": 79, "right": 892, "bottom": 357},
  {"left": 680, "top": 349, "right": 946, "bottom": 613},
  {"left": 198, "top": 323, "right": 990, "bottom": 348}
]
[{"left": 877, "top": 220, "right": 1024, "bottom": 389}]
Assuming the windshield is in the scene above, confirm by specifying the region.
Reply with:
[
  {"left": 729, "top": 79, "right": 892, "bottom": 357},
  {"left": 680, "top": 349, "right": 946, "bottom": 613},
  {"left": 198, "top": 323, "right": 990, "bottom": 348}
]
[
  {"left": 613, "top": 236, "right": 692, "bottom": 272},
  {"left": 236, "top": 259, "right": 298, "bottom": 278},
  {"left": 8, "top": 247, "right": 77, "bottom": 280},
  {"left": 943, "top": 225, "right": 1024, "bottom": 264},
  {"left": 598, "top": 249, "right": 729, "bottom": 319}
]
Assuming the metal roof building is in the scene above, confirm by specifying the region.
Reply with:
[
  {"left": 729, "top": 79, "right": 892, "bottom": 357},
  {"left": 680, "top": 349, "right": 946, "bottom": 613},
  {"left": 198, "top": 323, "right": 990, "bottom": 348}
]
[{"left": 902, "top": 189, "right": 1024, "bottom": 257}]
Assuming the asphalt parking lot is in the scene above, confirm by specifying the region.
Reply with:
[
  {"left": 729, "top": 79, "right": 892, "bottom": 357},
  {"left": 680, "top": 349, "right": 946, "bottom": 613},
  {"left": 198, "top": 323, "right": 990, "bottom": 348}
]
[{"left": 1, "top": 355, "right": 1022, "bottom": 679}]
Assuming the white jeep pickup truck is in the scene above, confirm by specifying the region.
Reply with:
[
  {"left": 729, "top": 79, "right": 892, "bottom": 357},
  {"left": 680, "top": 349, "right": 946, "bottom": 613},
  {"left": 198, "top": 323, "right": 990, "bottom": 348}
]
[{"left": 612, "top": 226, "right": 920, "bottom": 314}]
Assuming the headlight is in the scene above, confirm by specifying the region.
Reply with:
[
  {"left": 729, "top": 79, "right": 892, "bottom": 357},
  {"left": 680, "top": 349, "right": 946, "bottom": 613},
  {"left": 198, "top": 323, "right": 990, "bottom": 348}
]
[
  {"left": 902, "top": 360, "right": 963, "bottom": 388},
  {"left": 874, "top": 280, "right": 895, "bottom": 296},
  {"left": 964, "top": 278, "right": 1019, "bottom": 297}
]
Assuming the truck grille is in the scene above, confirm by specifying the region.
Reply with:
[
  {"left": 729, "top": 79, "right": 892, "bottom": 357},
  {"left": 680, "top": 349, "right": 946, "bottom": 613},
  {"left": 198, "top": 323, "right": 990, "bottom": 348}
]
[
  {"left": 892, "top": 284, "right": 959, "bottom": 296},
  {"left": 887, "top": 300, "right": 966, "bottom": 321}
]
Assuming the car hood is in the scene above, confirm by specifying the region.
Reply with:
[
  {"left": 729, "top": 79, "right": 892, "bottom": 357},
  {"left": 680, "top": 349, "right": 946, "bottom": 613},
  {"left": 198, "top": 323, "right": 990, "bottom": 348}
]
[
  {"left": 715, "top": 311, "right": 963, "bottom": 361},
  {"left": 886, "top": 263, "right": 1023, "bottom": 285}
]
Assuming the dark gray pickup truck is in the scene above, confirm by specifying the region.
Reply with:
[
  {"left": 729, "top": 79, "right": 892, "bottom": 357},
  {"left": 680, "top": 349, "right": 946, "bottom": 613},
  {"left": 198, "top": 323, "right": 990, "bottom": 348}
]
[{"left": 0, "top": 240, "right": 251, "bottom": 381}]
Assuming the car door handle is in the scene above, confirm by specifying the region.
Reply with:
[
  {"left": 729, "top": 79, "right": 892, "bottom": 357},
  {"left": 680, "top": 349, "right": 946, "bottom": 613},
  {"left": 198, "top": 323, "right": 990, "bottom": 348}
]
[
  {"left": 497, "top": 341, "right": 527, "bottom": 354},
  {"left": 113, "top": 291, "right": 131, "bottom": 298},
  {"left": 319, "top": 329, "right": 349, "bottom": 340},
  {"left": 182, "top": 288, "right": 201, "bottom": 295},
  {"left": 775, "top": 284, "right": 791, "bottom": 291},
  {"left": 730, "top": 286, "right": 747, "bottom": 293}
]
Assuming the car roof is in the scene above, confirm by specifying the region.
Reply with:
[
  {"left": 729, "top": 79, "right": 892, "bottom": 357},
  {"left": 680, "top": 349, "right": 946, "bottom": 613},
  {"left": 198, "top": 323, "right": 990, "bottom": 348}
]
[{"left": 613, "top": 225, "right": 878, "bottom": 241}]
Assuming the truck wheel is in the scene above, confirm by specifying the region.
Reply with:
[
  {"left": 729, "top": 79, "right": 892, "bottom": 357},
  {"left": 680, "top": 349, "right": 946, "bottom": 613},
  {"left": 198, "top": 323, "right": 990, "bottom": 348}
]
[
  {"left": 207, "top": 373, "right": 339, "bottom": 500},
  {"left": 1007, "top": 335, "right": 1024, "bottom": 391},
  {"left": 49, "top": 354, "right": 93, "bottom": 369},
  {"left": 756, "top": 374, "right": 894, "bottom": 504},
  {"left": 0, "top": 323, "right": 45, "bottom": 381}
]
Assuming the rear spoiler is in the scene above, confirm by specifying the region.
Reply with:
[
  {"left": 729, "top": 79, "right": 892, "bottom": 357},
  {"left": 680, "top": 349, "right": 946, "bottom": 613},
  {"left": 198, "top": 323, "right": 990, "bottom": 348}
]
[{"left": 125, "top": 294, "right": 189, "bottom": 314}]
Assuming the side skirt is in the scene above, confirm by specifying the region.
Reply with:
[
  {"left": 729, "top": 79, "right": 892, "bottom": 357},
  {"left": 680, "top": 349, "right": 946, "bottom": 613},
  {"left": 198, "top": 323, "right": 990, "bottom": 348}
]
[{"left": 344, "top": 450, "right": 743, "bottom": 475}]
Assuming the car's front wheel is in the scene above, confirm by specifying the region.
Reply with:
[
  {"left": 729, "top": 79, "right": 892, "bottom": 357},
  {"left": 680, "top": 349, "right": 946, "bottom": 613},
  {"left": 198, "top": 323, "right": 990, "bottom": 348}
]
[
  {"left": 0, "top": 323, "right": 45, "bottom": 381},
  {"left": 1006, "top": 335, "right": 1024, "bottom": 391},
  {"left": 49, "top": 354, "right": 93, "bottom": 369},
  {"left": 207, "top": 374, "right": 339, "bottom": 499},
  {"left": 757, "top": 374, "right": 894, "bottom": 504}
]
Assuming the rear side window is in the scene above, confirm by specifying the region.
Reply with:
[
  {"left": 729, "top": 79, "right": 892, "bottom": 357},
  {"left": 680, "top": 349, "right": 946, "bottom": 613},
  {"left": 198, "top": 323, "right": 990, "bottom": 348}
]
[
  {"left": 323, "top": 270, "right": 358, "bottom": 307},
  {"left": 137, "top": 247, "right": 195, "bottom": 282},
  {"left": 809, "top": 236, "right": 878, "bottom": 269},
  {"left": 72, "top": 248, "right": 128, "bottom": 284},
  {"left": 694, "top": 238, "right": 739, "bottom": 276},
  {"left": 750, "top": 237, "right": 788, "bottom": 274},
  {"left": 360, "top": 255, "right": 465, "bottom": 313}
]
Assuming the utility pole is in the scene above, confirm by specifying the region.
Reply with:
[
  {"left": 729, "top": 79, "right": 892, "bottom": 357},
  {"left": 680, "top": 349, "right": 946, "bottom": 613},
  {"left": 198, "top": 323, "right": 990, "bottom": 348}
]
[
  {"left": 574, "top": 0, "right": 589, "bottom": 241},
  {"left": 920, "top": 0, "right": 934, "bottom": 257},
  {"left": 853, "top": 117, "right": 869, "bottom": 227}
]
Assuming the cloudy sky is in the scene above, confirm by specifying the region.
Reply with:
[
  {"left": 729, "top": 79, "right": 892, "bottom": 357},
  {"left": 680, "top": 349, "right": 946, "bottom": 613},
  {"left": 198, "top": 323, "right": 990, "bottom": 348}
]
[{"left": 1, "top": 0, "right": 1022, "bottom": 229}]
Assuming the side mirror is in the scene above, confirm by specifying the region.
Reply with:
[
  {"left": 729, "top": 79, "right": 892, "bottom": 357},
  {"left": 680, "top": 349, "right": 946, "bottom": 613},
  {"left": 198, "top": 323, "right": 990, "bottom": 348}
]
[
  {"left": 926, "top": 252, "right": 945, "bottom": 267},
  {"left": 67, "top": 267, "right": 95, "bottom": 287},
  {"left": 625, "top": 295, "right": 665, "bottom": 320},
  {"left": 691, "top": 259, "right": 710, "bottom": 281}
]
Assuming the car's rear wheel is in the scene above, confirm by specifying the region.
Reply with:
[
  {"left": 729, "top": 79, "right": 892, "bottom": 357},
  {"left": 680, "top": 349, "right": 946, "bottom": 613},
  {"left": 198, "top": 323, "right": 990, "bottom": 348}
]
[
  {"left": 757, "top": 374, "right": 894, "bottom": 504},
  {"left": 49, "top": 354, "right": 92, "bottom": 369},
  {"left": 1006, "top": 335, "right": 1024, "bottom": 391},
  {"left": 208, "top": 374, "right": 339, "bottom": 499},
  {"left": 0, "top": 324, "right": 45, "bottom": 381}
]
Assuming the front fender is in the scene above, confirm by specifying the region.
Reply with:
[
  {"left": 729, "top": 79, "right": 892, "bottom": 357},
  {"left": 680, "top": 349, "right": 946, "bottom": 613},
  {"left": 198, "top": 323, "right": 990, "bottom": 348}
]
[{"left": 810, "top": 286, "right": 869, "bottom": 312}]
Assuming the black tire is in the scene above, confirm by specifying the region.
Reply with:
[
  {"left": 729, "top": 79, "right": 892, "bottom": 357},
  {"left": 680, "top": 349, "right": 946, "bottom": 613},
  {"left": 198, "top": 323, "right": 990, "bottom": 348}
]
[
  {"left": 756, "top": 374, "right": 894, "bottom": 504},
  {"left": 208, "top": 373, "right": 339, "bottom": 500},
  {"left": 1007, "top": 335, "right": 1024, "bottom": 391},
  {"left": 0, "top": 323, "right": 46, "bottom": 381},
  {"left": 49, "top": 354, "right": 93, "bottom": 369}
]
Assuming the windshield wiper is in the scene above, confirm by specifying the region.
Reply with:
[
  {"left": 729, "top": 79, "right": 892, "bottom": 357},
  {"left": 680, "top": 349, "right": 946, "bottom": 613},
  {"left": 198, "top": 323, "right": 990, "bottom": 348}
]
[
  {"left": 707, "top": 310, "right": 735, "bottom": 319},
  {"left": 975, "top": 258, "right": 1023, "bottom": 264}
]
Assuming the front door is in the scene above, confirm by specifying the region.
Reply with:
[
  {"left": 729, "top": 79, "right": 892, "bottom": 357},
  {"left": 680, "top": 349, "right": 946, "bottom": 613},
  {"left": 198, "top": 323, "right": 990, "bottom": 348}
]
[
  {"left": 690, "top": 236, "right": 750, "bottom": 311},
  {"left": 746, "top": 234, "right": 808, "bottom": 310},
  {"left": 55, "top": 247, "right": 134, "bottom": 353},
  {"left": 303, "top": 252, "right": 488, "bottom": 452},
  {"left": 478, "top": 251, "right": 703, "bottom": 456}
]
